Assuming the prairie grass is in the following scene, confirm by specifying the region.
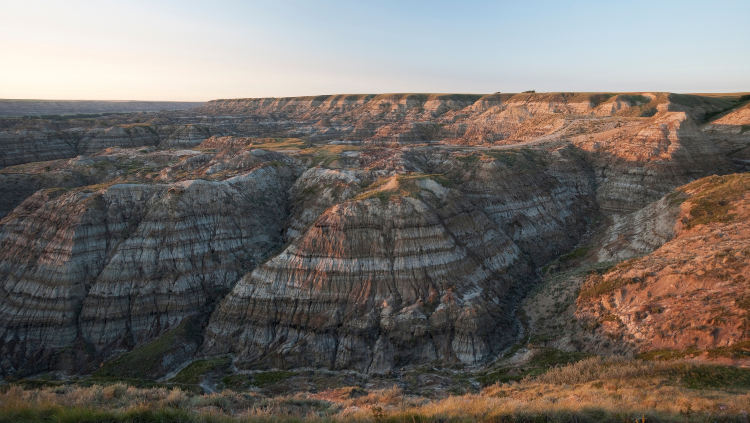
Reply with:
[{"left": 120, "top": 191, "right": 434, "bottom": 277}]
[
  {"left": 4, "top": 358, "right": 750, "bottom": 422},
  {"left": 678, "top": 173, "right": 750, "bottom": 228},
  {"left": 354, "top": 173, "right": 452, "bottom": 203},
  {"left": 297, "top": 144, "right": 359, "bottom": 168}
]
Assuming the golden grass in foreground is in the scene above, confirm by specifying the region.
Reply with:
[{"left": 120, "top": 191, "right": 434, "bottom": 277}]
[{"left": 2, "top": 358, "right": 750, "bottom": 422}]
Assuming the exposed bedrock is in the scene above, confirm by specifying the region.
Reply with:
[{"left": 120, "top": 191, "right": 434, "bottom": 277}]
[
  {"left": 0, "top": 92, "right": 743, "bottom": 378},
  {"left": 594, "top": 194, "right": 681, "bottom": 263},
  {"left": 407, "top": 147, "right": 599, "bottom": 265},
  {"left": 204, "top": 182, "right": 533, "bottom": 373},
  {"left": 0, "top": 121, "right": 216, "bottom": 170},
  {"left": 158, "top": 124, "right": 213, "bottom": 149},
  {"left": 702, "top": 102, "right": 750, "bottom": 170},
  {"left": 0, "top": 92, "right": 735, "bottom": 170},
  {"left": 573, "top": 112, "right": 736, "bottom": 213},
  {"left": 0, "top": 124, "right": 163, "bottom": 169},
  {"left": 189, "top": 92, "right": 732, "bottom": 146},
  {"left": 0, "top": 172, "right": 91, "bottom": 219},
  {"left": 284, "top": 167, "right": 367, "bottom": 241},
  {"left": 0, "top": 160, "right": 299, "bottom": 376},
  {"left": 575, "top": 174, "right": 750, "bottom": 354}
]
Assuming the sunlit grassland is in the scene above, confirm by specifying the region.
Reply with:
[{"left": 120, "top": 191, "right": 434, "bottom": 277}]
[{"left": 4, "top": 357, "right": 750, "bottom": 422}]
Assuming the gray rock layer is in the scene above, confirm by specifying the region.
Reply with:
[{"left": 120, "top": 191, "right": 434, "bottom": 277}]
[
  {"left": 0, "top": 161, "right": 298, "bottom": 376},
  {"left": 204, "top": 184, "right": 532, "bottom": 373}
]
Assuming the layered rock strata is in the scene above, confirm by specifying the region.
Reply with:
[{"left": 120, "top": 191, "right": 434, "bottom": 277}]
[
  {"left": 204, "top": 180, "right": 532, "bottom": 372},
  {"left": 0, "top": 154, "right": 299, "bottom": 375},
  {"left": 575, "top": 174, "right": 750, "bottom": 353},
  {"left": 0, "top": 100, "right": 203, "bottom": 117},
  {"left": 703, "top": 102, "right": 750, "bottom": 170},
  {"left": 429, "top": 148, "right": 598, "bottom": 265},
  {"left": 572, "top": 112, "right": 735, "bottom": 212},
  {"left": 0, "top": 91, "right": 744, "bottom": 378}
]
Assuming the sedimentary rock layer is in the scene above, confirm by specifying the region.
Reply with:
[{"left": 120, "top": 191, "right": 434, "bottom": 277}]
[
  {"left": 204, "top": 181, "right": 532, "bottom": 372},
  {"left": 0, "top": 156, "right": 299, "bottom": 375},
  {"left": 572, "top": 112, "right": 735, "bottom": 212},
  {"left": 576, "top": 174, "right": 750, "bottom": 353}
]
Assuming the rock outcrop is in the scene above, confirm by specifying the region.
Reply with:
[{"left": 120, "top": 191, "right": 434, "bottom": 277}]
[
  {"left": 575, "top": 174, "right": 750, "bottom": 354},
  {"left": 572, "top": 112, "right": 735, "bottom": 212},
  {"left": 0, "top": 153, "right": 299, "bottom": 376},
  {"left": 703, "top": 102, "right": 750, "bottom": 170},
  {"left": 0, "top": 91, "right": 744, "bottom": 378},
  {"left": 204, "top": 179, "right": 532, "bottom": 372},
  {"left": 431, "top": 148, "right": 598, "bottom": 265}
]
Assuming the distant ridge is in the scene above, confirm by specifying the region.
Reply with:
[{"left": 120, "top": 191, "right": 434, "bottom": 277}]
[{"left": 0, "top": 99, "right": 205, "bottom": 117}]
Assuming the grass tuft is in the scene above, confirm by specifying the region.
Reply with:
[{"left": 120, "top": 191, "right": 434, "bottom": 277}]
[{"left": 169, "top": 358, "right": 231, "bottom": 385}]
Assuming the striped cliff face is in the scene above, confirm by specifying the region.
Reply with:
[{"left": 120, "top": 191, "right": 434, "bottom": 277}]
[
  {"left": 0, "top": 92, "right": 744, "bottom": 379},
  {"left": 204, "top": 181, "right": 532, "bottom": 372},
  {"left": 0, "top": 154, "right": 301, "bottom": 376}
]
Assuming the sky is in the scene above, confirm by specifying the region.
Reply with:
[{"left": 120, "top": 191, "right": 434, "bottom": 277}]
[{"left": 1, "top": 0, "right": 748, "bottom": 101}]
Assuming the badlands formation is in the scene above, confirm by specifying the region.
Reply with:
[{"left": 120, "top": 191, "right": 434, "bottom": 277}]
[{"left": 0, "top": 92, "right": 749, "bottom": 386}]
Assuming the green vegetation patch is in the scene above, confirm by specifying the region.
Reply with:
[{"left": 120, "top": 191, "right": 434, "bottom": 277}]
[
  {"left": 558, "top": 246, "right": 591, "bottom": 264},
  {"left": 221, "top": 374, "right": 252, "bottom": 390},
  {"left": 483, "top": 149, "right": 547, "bottom": 169},
  {"left": 578, "top": 277, "right": 640, "bottom": 301},
  {"left": 355, "top": 173, "right": 452, "bottom": 203},
  {"left": 665, "top": 189, "right": 689, "bottom": 206},
  {"left": 455, "top": 153, "right": 480, "bottom": 164},
  {"left": 95, "top": 317, "right": 202, "bottom": 380},
  {"left": 478, "top": 348, "right": 593, "bottom": 386},
  {"left": 639, "top": 340, "right": 750, "bottom": 362},
  {"left": 169, "top": 358, "right": 232, "bottom": 385},
  {"left": 252, "top": 371, "right": 298, "bottom": 387},
  {"left": 588, "top": 93, "right": 616, "bottom": 107},
  {"left": 247, "top": 137, "right": 311, "bottom": 151},
  {"left": 213, "top": 370, "right": 300, "bottom": 391},
  {"left": 297, "top": 144, "right": 359, "bottom": 168},
  {"left": 620, "top": 94, "right": 649, "bottom": 105},
  {"left": 679, "top": 174, "right": 750, "bottom": 228},
  {"left": 671, "top": 363, "right": 750, "bottom": 390}
]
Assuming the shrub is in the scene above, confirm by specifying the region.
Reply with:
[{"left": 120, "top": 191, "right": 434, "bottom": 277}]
[
  {"left": 169, "top": 358, "right": 232, "bottom": 385},
  {"left": 252, "top": 371, "right": 298, "bottom": 387},
  {"left": 578, "top": 277, "right": 639, "bottom": 301}
]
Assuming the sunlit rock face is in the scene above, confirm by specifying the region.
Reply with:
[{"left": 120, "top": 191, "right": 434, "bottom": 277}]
[
  {"left": 0, "top": 91, "right": 743, "bottom": 377},
  {"left": 575, "top": 174, "right": 750, "bottom": 356},
  {"left": 572, "top": 112, "right": 735, "bottom": 213}
]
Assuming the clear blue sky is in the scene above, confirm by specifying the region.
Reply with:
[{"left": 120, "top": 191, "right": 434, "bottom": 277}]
[{"left": 1, "top": 0, "right": 748, "bottom": 100}]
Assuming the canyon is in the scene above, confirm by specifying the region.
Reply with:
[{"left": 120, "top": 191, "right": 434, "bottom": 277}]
[{"left": 0, "top": 91, "right": 749, "bottom": 387}]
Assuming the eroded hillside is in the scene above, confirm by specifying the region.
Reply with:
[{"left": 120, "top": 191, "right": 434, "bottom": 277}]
[
  {"left": 525, "top": 174, "right": 750, "bottom": 363},
  {"left": 0, "top": 91, "right": 748, "bottom": 383}
]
